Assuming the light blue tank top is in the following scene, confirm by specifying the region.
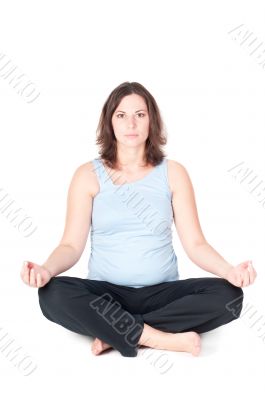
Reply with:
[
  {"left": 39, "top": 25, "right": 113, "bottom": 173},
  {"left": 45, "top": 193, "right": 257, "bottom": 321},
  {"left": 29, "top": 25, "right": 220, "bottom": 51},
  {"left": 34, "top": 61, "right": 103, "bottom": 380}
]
[{"left": 86, "top": 157, "right": 179, "bottom": 288}]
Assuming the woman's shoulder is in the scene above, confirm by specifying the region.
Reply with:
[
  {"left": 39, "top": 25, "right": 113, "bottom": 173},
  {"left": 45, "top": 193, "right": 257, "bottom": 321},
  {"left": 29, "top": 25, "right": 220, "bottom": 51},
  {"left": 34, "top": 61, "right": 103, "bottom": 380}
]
[
  {"left": 166, "top": 159, "right": 190, "bottom": 194},
  {"left": 73, "top": 160, "right": 96, "bottom": 176},
  {"left": 167, "top": 158, "right": 187, "bottom": 174},
  {"left": 72, "top": 160, "right": 100, "bottom": 197}
]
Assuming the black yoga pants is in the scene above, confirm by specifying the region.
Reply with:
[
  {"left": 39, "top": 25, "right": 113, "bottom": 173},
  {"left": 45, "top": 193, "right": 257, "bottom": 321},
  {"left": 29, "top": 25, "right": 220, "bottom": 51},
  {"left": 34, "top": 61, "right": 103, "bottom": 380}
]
[{"left": 38, "top": 276, "right": 244, "bottom": 357}]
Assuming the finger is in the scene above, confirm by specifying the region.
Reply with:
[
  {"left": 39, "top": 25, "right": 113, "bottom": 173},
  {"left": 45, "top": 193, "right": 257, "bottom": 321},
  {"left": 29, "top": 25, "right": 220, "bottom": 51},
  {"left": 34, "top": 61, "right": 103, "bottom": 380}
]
[
  {"left": 237, "top": 273, "right": 244, "bottom": 287},
  {"left": 21, "top": 261, "right": 29, "bottom": 283},
  {"left": 242, "top": 271, "right": 250, "bottom": 287},
  {"left": 237, "top": 263, "right": 248, "bottom": 275},
  {"left": 240, "top": 262, "right": 249, "bottom": 270},
  {"left": 232, "top": 273, "right": 241, "bottom": 287},
  {"left": 36, "top": 272, "right": 42, "bottom": 288},
  {"left": 248, "top": 262, "right": 257, "bottom": 284},
  {"left": 29, "top": 268, "right": 36, "bottom": 286}
]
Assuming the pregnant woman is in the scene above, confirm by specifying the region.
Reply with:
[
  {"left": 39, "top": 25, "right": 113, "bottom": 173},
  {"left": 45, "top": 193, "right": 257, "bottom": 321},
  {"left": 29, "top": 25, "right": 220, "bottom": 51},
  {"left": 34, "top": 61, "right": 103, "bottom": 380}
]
[{"left": 20, "top": 81, "right": 257, "bottom": 358}]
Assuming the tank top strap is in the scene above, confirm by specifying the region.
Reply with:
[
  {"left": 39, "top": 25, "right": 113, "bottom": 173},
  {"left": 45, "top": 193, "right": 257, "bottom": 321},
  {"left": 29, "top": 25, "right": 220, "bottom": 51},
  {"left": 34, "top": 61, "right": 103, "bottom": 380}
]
[
  {"left": 91, "top": 158, "right": 111, "bottom": 187},
  {"left": 160, "top": 157, "right": 170, "bottom": 186}
]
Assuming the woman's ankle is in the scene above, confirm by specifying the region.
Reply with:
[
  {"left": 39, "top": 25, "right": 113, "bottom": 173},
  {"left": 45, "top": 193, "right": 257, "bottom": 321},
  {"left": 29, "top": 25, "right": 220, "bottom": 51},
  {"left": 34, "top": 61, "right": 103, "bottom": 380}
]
[{"left": 138, "top": 323, "right": 170, "bottom": 348}]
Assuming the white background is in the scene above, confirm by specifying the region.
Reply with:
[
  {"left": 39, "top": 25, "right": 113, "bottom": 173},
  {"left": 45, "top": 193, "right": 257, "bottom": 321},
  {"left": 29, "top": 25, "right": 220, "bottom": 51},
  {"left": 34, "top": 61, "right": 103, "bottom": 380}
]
[{"left": 0, "top": 0, "right": 264, "bottom": 398}]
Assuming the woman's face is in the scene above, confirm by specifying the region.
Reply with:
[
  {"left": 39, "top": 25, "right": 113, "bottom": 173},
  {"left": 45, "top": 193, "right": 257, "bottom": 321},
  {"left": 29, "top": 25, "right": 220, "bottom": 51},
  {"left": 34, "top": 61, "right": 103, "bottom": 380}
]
[{"left": 111, "top": 93, "right": 150, "bottom": 147}]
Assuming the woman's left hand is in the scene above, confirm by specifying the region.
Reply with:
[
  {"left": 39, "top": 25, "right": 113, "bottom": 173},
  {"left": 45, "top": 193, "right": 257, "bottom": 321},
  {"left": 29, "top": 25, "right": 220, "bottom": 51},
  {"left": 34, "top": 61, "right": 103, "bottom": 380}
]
[{"left": 225, "top": 260, "right": 257, "bottom": 287}]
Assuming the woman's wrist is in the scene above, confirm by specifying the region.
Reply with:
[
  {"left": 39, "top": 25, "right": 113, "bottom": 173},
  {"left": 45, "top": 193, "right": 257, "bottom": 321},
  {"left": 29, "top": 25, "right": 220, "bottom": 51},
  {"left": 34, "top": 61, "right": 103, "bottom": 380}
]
[
  {"left": 222, "top": 264, "right": 234, "bottom": 280},
  {"left": 41, "top": 264, "right": 54, "bottom": 278}
]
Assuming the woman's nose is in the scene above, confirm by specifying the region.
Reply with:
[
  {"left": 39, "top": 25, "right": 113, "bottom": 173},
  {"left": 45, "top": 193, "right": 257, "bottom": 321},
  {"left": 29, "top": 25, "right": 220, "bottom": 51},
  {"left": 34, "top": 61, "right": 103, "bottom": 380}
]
[{"left": 128, "top": 116, "right": 137, "bottom": 127}]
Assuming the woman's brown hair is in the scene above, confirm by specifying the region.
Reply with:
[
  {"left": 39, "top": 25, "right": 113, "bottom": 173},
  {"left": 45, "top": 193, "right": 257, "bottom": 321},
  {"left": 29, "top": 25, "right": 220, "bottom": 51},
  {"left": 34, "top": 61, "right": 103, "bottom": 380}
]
[{"left": 95, "top": 81, "right": 168, "bottom": 170}]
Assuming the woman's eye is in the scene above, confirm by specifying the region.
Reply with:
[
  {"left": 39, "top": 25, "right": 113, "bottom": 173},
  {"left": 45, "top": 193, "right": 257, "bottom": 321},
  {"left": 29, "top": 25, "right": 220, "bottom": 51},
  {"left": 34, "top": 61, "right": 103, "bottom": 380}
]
[{"left": 116, "top": 113, "right": 145, "bottom": 118}]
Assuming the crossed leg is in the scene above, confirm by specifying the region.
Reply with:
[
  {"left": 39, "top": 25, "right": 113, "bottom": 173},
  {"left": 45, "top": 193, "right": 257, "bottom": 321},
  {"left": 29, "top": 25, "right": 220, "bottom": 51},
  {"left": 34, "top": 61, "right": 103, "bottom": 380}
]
[{"left": 91, "top": 277, "right": 244, "bottom": 356}]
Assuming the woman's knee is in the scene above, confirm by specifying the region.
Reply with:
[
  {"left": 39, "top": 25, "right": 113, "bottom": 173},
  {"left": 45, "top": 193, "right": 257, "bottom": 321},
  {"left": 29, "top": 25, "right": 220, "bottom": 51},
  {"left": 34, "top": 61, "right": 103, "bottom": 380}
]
[
  {"left": 38, "top": 277, "right": 60, "bottom": 301},
  {"left": 218, "top": 278, "right": 244, "bottom": 319},
  {"left": 38, "top": 277, "right": 68, "bottom": 318}
]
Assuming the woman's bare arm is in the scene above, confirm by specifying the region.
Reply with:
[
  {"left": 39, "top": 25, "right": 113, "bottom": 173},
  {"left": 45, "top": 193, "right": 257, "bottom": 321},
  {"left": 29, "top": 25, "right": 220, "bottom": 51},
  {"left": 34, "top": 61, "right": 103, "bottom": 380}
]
[
  {"left": 41, "top": 244, "right": 81, "bottom": 278},
  {"left": 170, "top": 161, "right": 233, "bottom": 277},
  {"left": 42, "top": 162, "right": 95, "bottom": 277}
]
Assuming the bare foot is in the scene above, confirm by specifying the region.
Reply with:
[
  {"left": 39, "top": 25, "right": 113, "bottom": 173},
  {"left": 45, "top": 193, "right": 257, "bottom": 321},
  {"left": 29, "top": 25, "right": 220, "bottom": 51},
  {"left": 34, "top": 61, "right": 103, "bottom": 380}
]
[
  {"left": 139, "top": 324, "right": 201, "bottom": 356},
  {"left": 162, "top": 331, "right": 201, "bottom": 356},
  {"left": 91, "top": 337, "right": 113, "bottom": 355}
]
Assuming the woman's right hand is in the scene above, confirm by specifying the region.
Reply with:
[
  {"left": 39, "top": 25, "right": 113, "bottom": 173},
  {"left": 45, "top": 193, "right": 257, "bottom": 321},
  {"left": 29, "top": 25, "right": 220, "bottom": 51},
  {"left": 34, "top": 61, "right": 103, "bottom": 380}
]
[{"left": 20, "top": 261, "right": 52, "bottom": 288}]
